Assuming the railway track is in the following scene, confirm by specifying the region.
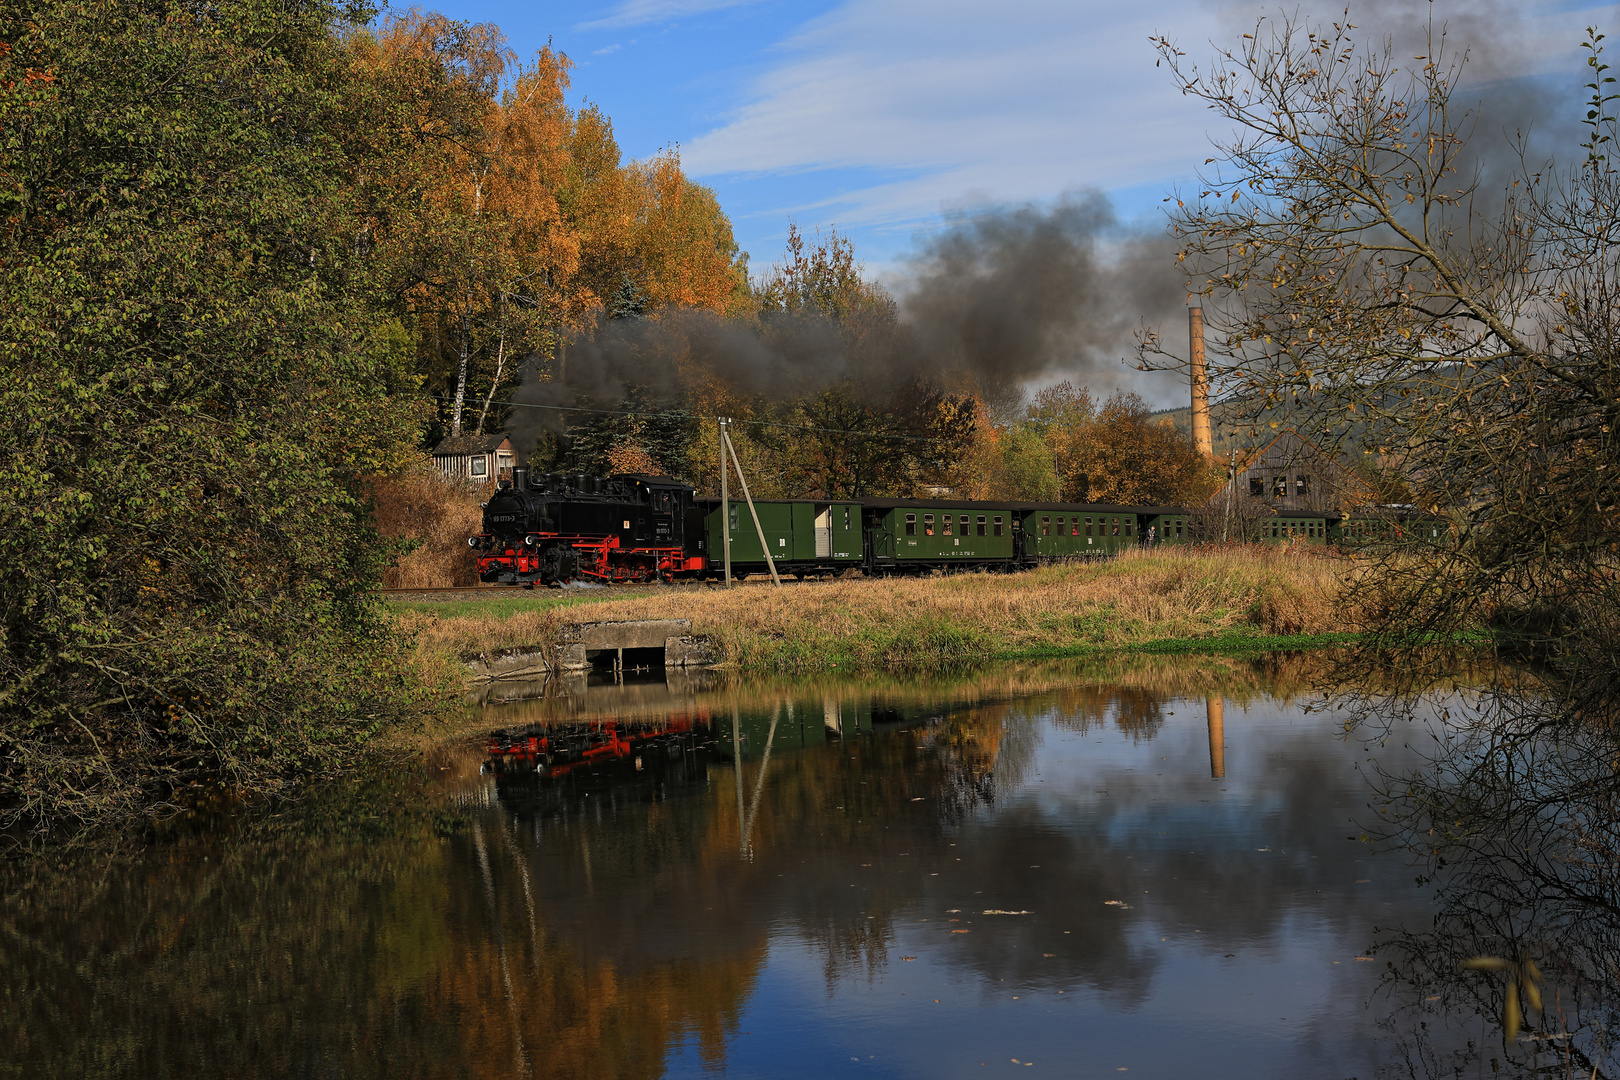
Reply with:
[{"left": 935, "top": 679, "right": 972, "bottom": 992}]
[
  {"left": 381, "top": 586, "right": 502, "bottom": 595},
  {"left": 380, "top": 581, "right": 714, "bottom": 600}
]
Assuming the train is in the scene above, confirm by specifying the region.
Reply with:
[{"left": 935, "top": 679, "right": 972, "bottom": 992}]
[{"left": 468, "top": 465, "right": 1439, "bottom": 587}]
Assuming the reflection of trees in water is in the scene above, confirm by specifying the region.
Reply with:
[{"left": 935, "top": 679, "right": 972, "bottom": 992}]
[
  {"left": 0, "top": 758, "right": 767, "bottom": 1080},
  {"left": 1365, "top": 690, "right": 1620, "bottom": 1078},
  {"left": 1048, "top": 685, "right": 1168, "bottom": 741},
  {"left": 919, "top": 699, "right": 1039, "bottom": 813}
]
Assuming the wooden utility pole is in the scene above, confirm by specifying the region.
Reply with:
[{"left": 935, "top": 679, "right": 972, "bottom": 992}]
[
  {"left": 719, "top": 417, "right": 731, "bottom": 586},
  {"left": 720, "top": 423, "right": 782, "bottom": 586},
  {"left": 1224, "top": 447, "right": 1237, "bottom": 542}
]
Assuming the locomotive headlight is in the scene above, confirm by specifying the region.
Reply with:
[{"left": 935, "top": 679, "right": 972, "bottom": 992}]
[
  {"left": 467, "top": 536, "right": 481, "bottom": 548},
  {"left": 524, "top": 534, "right": 539, "bottom": 547}
]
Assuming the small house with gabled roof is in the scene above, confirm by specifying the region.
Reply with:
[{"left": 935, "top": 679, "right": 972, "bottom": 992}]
[{"left": 432, "top": 434, "right": 515, "bottom": 484}]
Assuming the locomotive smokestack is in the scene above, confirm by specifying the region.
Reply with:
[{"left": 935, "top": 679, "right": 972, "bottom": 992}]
[
  {"left": 1189, "top": 302, "right": 1213, "bottom": 457},
  {"left": 512, "top": 465, "right": 529, "bottom": 491}
]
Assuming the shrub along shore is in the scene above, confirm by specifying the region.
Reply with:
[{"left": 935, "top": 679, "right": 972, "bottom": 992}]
[{"left": 398, "top": 545, "right": 1359, "bottom": 683}]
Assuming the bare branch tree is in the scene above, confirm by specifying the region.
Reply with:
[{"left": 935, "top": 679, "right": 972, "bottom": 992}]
[{"left": 1146, "top": 12, "right": 1620, "bottom": 719}]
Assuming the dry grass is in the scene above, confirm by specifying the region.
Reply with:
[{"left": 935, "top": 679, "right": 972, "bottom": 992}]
[
  {"left": 401, "top": 544, "right": 1355, "bottom": 678},
  {"left": 368, "top": 465, "right": 487, "bottom": 589}
]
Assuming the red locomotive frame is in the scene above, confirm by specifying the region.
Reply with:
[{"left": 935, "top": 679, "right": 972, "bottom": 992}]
[{"left": 476, "top": 532, "right": 707, "bottom": 585}]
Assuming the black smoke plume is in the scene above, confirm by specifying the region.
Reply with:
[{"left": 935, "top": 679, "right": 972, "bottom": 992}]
[{"left": 505, "top": 189, "right": 1188, "bottom": 457}]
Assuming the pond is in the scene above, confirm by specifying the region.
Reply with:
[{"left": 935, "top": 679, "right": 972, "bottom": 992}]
[{"left": 2, "top": 655, "right": 1611, "bottom": 1079}]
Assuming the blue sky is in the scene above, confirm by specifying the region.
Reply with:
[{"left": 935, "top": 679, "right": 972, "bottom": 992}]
[
  {"left": 403, "top": 0, "right": 1235, "bottom": 279},
  {"left": 415, "top": 0, "right": 1611, "bottom": 284}
]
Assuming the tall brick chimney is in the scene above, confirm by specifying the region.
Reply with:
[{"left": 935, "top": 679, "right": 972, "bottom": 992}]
[{"left": 1189, "top": 303, "right": 1213, "bottom": 457}]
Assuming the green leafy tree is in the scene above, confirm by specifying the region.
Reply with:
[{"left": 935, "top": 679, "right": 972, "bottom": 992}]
[{"left": 0, "top": 0, "right": 424, "bottom": 827}]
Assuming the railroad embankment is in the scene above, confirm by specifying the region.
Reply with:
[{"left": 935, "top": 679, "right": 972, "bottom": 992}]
[{"left": 397, "top": 545, "right": 1357, "bottom": 682}]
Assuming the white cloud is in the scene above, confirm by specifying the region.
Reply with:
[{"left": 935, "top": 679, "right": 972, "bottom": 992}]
[
  {"left": 681, "top": 0, "right": 1221, "bottom": 226},
  {"left": 577, "top": 0, "right": 764, "bottom": 31},
  {"left": 681, "top": 0, "right": 1601, "bottom": 231}
]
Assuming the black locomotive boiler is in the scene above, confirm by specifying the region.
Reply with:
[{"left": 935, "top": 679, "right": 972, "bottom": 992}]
[{"left": 471, "top": 467, "right": 708, "bottom": 587}]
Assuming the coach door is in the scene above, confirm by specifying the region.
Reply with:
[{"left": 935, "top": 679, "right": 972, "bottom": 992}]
[{"left": 814, "top": 505, "right": 833, "bottom": 557}]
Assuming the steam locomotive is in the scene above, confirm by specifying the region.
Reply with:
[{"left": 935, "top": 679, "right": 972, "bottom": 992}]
[{"left": 471, "top": 467, "right": 708, "bottom": 586}]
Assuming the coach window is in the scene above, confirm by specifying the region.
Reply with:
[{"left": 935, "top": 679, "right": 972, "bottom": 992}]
[
  {"left": 1112, "top": 518, "right": 1120, "bottom": 536},
  {"left": 977, "top": 515, "right": 987, "bottom": 536},
  {"left": 844, "top": 507, "right": 852, "bottom": 530},
  {"left": 1055, "top": 516, "right": 1064, "bottom": 536},
  {"left": 1176, "top": 521, "right": 1184, "bottom": 538},
  {"left": 905, "top": 513, "right": 916, "bottom": 536},
  {"left": 1041, "top": 516, "right": 1051, "bottom": 536},
  {"left": 943, "top": 514, "right": 953, "bottom": 536},
  {"left": 1071, "top": 519, "right": 1080, "bottom": 536},
  {"left": 1249, "top": 477, "right": 1264, "bottom": 497},
  {"left": 925, "top": 514, "right": 935, "bottom": 536},
  {"left": 1124, "top": 519, "right": 1134, "bottom": 536},
  {"left": 730, "top": 505, "right": 739, "bottom": 531},
  {"left": 993, "top": 515, "right": 1004, "bottom": 537},
  {"left": 961, "top": 515, "right": 970, "bottom": 534},
  {"left": 1085, "top": 517, "right": 1093, "bottom": 536}
]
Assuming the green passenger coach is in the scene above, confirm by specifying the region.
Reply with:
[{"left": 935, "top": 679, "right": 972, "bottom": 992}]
[
  {"left": 1139, "top": 508, "right": 1195, "bottom": 545},
  {"left": 866, "top": 500, "right": 1019, "bottom": 573},
  {"left": 1020, "top": 504, "right": 1137, "bottom": 558},
  {"left": 1252, "top": 510, "right": 1329, "bottom": 543},
  {"left": 701, "top": 499, "right": 863, "bottom": 577}
]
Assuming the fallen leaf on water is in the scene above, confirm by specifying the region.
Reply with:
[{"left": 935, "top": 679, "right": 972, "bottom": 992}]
[
  {"left": 983, "top": 910, "right": 1031, "bottom": 916},
  {"left": 901, "top": 956, "right": 916, "bottom": 961},
  {"left": 951, "top": 929, "right": 971, "bottom": 934},
  {"left": 1103, "top": 900, "right": 1132, "bottom": 909},
  {"left": 1043, "top": 953, "right": 1055, "bottom": 957},
  {"left": 1461, "top": 956, "right": 1510, "bottom": 971}
]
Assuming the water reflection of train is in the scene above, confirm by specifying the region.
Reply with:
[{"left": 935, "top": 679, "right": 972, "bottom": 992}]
[
  {"left": 485, "top": 718, "right": 702, "bottom": 779},
  {"left": 481, "top": 696, "right": 968, "bottom": 821}
]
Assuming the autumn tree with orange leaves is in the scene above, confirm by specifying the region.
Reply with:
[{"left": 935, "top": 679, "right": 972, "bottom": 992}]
[{"left": 357, "top": 13, "right": 744, "bottom": 445}]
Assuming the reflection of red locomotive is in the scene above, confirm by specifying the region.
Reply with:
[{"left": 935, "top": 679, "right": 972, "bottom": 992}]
[{"left": 485, "top": 717, "right": 701, "bottom": 779}]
